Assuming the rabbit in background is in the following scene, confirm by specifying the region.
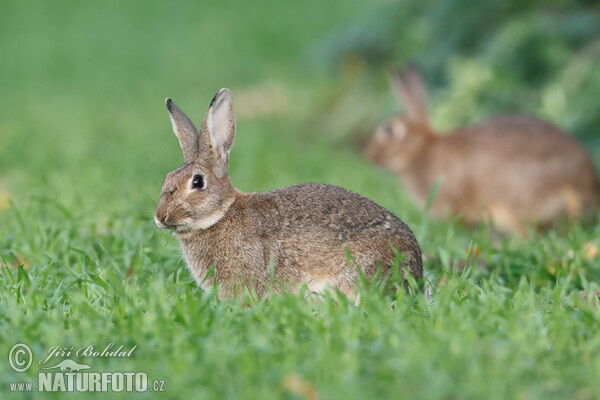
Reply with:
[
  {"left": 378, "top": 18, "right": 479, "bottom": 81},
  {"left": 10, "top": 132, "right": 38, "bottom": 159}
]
[
  {"left": 366, "top": 63, "right": 599, "bottom": 232},
  {"left": 155, "top": 89, "right": 422, "bottom": 300}
]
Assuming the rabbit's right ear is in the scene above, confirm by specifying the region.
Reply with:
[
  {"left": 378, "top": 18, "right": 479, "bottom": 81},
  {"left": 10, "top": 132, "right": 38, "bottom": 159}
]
[
  {"left": 201, "top": 89, "right": 236, "bottom": 178},
  {"left": 387, "top": 63, "right": 430, "bottom": 126},
  {"left": 166, "top": 98, "right": 201, "bottom": 163}
]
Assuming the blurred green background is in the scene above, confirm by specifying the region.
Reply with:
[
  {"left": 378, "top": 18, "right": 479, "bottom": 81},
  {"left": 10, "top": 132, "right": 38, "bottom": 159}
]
[
  {"left": 1, "top": 1, "right": 600, "bottom": 399},
  {"left": 1, "top": 0, "right": 598, "bottom": 212}
]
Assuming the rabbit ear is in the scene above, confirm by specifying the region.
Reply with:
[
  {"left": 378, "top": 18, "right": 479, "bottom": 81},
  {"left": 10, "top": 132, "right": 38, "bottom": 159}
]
[
  {"left": 201, "top": 88, "right": 236, "bottom": 178},
  {"left": 387, "top": 63, "right": 430, "bottom": 126},
  {"left": 165, "top": 98, "right": 201, "bottom": 163}
]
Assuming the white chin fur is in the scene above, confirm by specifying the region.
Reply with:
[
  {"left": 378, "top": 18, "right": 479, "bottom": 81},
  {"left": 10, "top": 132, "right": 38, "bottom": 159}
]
[{"left": 174, "top": 210, "right": 225, "bottom": 234}]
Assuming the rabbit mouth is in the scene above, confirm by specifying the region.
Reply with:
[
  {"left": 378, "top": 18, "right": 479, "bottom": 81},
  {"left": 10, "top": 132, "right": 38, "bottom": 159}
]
[
  {"left": 154, "top": 215, "right": 190, "bottom": 233},
  {"left": 154, "top": 215, "right": 170, "bottom": 230},
  {"left": 155, "top": 210, "right": 226, "bottom": 233}
]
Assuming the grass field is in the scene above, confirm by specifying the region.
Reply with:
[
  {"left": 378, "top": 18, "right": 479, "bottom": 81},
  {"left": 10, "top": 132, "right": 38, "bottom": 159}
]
[{"left": 1, "top": 1, "right": 600, "bottom": 399}]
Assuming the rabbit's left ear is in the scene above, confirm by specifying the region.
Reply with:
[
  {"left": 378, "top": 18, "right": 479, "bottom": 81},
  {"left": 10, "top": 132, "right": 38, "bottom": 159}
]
[
  {"left": 387, "top": 63, "right": 429, "bottom": 126},
  {"left": 165, "top": 98, "right": 201, "bottom": 163},
  {"left": 201, "top": 88, "right": 236, "bottom": 178}
]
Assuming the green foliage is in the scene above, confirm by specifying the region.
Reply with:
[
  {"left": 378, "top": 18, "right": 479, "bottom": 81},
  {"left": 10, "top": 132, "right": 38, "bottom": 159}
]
[{"left": 0, "top": 1, "right": 599, "bottom": 399}]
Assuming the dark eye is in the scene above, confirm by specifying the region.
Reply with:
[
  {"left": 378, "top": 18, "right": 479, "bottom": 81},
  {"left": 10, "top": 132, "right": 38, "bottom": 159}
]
[
  {"left": 384, "top": 124, "right": 394, "bottom": 137},
  {"left": 192, "top": 174, "right": 205, "bottom": 189}
]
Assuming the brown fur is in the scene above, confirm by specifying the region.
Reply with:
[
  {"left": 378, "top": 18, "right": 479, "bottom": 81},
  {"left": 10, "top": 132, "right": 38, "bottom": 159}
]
[
  {"left": 155, "top": 89, "right": 422, "bottom": 299},
  {"left": 366, "top": 64, "right": 599, "bottom": 231}
]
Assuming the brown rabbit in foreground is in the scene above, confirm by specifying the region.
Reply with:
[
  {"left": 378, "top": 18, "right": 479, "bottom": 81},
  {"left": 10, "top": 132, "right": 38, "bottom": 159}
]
[
  {"left": 154, "top": 89, "right": 422, "bottom": 299},
  {"left": 366, "top": 64, "right": 599, "bottom": 232}
]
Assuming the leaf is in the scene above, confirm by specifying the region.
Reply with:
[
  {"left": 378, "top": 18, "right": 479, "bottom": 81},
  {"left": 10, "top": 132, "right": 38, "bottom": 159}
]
[
  {"left": 70, "top": 247, "right": 95, "bottom": 270},
  {"left": 17, "top": 264, "right": 30, "bottom": 285},
  {"left": 88, "top": 273, "right": 109, "bottom": 291},
  {"left": 425, "top": 178, "right": 443, "bottom": 212}
]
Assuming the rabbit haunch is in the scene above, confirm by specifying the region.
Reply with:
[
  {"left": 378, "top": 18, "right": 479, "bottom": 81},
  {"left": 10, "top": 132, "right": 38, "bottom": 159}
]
[
  {"left": 155, "top": 89, "right": 422, "bottom": 299},
  {"left": 366, "top": 64, "right": 599, "bottom": 231}
]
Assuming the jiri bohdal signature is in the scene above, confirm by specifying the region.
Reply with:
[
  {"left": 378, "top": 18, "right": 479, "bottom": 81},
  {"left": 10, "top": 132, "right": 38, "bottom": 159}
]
[{"left": 39, "top": 343, "right": 137, "bottom": 365}]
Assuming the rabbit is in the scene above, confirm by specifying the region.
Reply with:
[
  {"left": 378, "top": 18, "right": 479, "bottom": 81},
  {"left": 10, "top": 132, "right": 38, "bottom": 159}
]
[
  {"left": 154, "top": 88, "right": 423, "bottom": 299},
  {"left": 366, "top": 63, "right": 599, "bottom": 232}
]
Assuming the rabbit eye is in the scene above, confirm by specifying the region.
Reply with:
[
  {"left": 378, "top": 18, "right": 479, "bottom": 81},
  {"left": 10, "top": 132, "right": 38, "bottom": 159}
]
[
  {"left": 384, "top": 121, "right": 406, "bottom": 139},
  {"left": 379, "top": 123, "right": 396, "bottom": 140},
  {"left": 192, "top": 174, "right": 205, "bottom": 190},
  {"left": 384, "top": 124, "right": 395, "bottom": 137}
]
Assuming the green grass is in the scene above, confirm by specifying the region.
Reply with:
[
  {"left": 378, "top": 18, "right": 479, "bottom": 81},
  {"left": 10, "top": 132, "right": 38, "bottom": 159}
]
[{"left": 1, "top": 1, "right": 600, "bottom": 399}]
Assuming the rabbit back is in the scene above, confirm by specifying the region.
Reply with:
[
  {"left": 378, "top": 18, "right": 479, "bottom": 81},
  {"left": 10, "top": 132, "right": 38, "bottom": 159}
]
[{"left": 401, "top": 115, "right": 598, "bottom": 228}]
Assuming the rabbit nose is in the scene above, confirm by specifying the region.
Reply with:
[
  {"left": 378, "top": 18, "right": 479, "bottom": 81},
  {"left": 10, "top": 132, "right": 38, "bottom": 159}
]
[{"left": 154, "top": 213, "right": 169, "bottom": 229}]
